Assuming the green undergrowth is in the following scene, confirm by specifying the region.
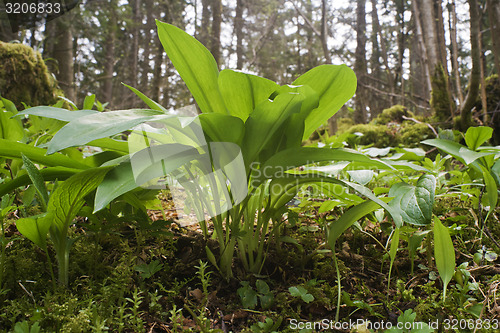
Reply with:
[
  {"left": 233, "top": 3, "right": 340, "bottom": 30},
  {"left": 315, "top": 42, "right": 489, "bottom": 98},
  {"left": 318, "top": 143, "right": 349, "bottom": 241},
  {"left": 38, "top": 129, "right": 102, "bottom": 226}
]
[
  {"left": 0, "top": 193, "right": 498, "bottom": 332},
  {"left": 334, "top": 105, "right": 436, "bottom": 148}
]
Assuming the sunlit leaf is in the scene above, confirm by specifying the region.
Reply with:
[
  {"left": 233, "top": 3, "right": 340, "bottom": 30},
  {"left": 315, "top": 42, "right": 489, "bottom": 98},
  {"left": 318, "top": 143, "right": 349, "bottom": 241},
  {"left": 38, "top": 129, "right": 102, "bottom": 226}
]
[
  {"left": 433, "top": 217, "right": 456, "bottom": 300},
  {"left": 16, "top": 212, "right": 53, "bottom": 250},
  {"left": 389, "top": 174, "right": 436, "bottom": 226},
  {"left": 218, "top": 69, "right": 278, "bottom": 121},
  {"left": 293, "top": 64, "right": 357, "bottom": 140},
  {"left": 156, "top": 21, "right": 227, "bottom": 114},
  {"left": 464, "top": 126, "right": 493, "bottom": 151}
]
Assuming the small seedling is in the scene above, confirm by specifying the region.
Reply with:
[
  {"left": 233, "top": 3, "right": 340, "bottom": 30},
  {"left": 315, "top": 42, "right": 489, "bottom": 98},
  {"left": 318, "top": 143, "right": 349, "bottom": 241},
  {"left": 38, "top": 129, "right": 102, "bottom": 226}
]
[
  {"left": 385, "top": 309, "right": 433, "bottom": 333},
  {"left": 288, "top": 285, "right": 314, "bottom": 303},
  {"left": 134, "top": 259, "right": 163, "bottom": 279},
  {"left": 237, "top": 280, "right": 274, "bottom": 310},
  {"left": 250, "top": 317, "right": 282, "bottom": 333}
]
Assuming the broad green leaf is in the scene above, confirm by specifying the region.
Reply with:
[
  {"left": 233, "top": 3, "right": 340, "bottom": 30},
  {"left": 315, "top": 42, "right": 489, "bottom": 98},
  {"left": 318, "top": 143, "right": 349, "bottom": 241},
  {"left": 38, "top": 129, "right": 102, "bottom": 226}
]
[
  {"left": 123, "top": 83, "right": 169, "bottom": 113},
  {"left": 458, "top": 147, "right": 492, "bottom": 165},
  {"left": 409, "top": 230, "right": 430, "bottom": 262},
  {"left": 293, "top": 64, "right": 357, "bottom": 141},
  {"left": 256, "top": 85, "right": 319, "bottom": 160},
  {"left": 422, "top": 138, "right": 464, "bottom": 162},
  {"left": 47, "top": 167, "right": 112, "bottom": 231},
  {"left": 241, "top": 90, "right": 305, "bottom": 166},
  {"left": 363, "top": 147, "right": 391, "bottom": 157},
  {"left": 95, "top": 142, "right": 213, "bottom": 212},
  {"left": 16, "top": 212, "right": 53, "bottom": 250},
  {"left": 318, "top": 200, "right": 341, "bottom": 213},
  {"left": 198, "top": 113, "right": 245, "bottom": 145},
  {"left": 481, "top": 166, "right": 498, "bottom": 211},
  {"left": 94, "top": 162, "right": 137, "bottom": 212},
  {"left": 388, "top": 174, "right": 436, "bottom": 226},
  {"left": 344, "top": 180, "right": 402, "bottom": 227},
  {"left": 1, "top": 97, "right": 18, "bottom": 114},
  {"left": 327, "top": 199, "right": 384, "bottom": 247},
  {"left": 0, "top": 139, "right": 89, "bottom": 169},
  {"left": 83, "top": 94, "right": 96, "bottom": 110},
  {"left": 218, "top": 69, "right": 278, "bottom": 121},
  {"left": 433, "top": 217, "right": 456, "bottom": 299},
  {"left": 83, "top": 151, "right": 127, "bottom": 168},
  {"left": 21, "top": 154, "right": 49, "bottom": 208},
  {"left": 387, "top": 227, "right": 400, "bottom": 289},
  {"left": 47, "top": 109, "right": 167, "bottom": 154},
  {"left": 0, "top": 167, "right": 81, "bottom": 198},
  {"left": 0, "top": 109, "right": 24, "bottom": 141},
  {"left": 465, "top": 126, "right": 493, "bottom": 150},
  {"left": 422, "top": 138, "right": 483, "bottom": 173},
  {"left": 382, "top": 160, "right": 430, "bottom": 172},
  {"left": 17, "top": 106, "right": 99, "bottom": 121},
  {"left": 86, "top": 138, "right": 129, "bottom": 153},
  {"left": 347, "top": 170, "right": 374, "bottom": 185},
  {"left": 156, "top": 21, "right": 227, "bottom": 114}
]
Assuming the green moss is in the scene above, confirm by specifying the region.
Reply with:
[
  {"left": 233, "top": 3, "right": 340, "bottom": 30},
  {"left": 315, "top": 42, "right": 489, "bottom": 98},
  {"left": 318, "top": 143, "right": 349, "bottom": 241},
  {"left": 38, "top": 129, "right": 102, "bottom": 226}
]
[
  {"left": 336, "top": 117, "right": 355, "bottom": 133},
  {"left": 0, "top": 42, "right": 63, "bottom": 108},
  {"left": 348, "top": 123, "right": 397, "bottom": 147},
  {"left": 430, "top": 64, "right": 454, "bottom": 123},
  {"left": 373, "top": 105, "right": 414, "bottom": 125},
  {"left": 341, "top": 116, "right": 434, "bottom": 148},
  {"left": 400, "top": 123, "right": 434, "bottom": 147}
]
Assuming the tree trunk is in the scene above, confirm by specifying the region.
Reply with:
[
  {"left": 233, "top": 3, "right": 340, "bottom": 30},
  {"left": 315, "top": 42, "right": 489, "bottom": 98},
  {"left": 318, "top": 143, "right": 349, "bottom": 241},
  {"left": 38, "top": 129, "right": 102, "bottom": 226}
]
[
  {"left": 235, "top": 0, "right": 244, "bottom": 69},
  {"left": 478, "top": 8, "right": 488, "bottom": 123},
  {"left": 411, "top": 0, "right": 431, "bottom": 97},
  {"left": 461, "top": 0, "right": 481, "bottom": 129},
  {"left": 152, "top": 3, "right": 167, "bottom": 103},
  {"left": 448, "top": 0, "right": 463, "bottom": 108},
  {"left": 51, "top": 16, "right": 75, "bottom": 102},
  {"left": 354, "top": 0, "right": 367, "bottom": 124},
  {"left": 131, "top": 0, "right": 141, "bottom": 89},
  {"left": 199, "top": 0, "right": 211, "bottom": 47},
  {"left": 409, "top": 8, "right": 430, "bottom": 115},
  {"left": 100, "top": 1, "right": 117, "bottom": 105},
  {"left": 395, "top": 0, "right": 406, "bottom": 105},
  {"left": 417, "top": 0, "right": 454, "bottom": 122},
  {"left": 487, "top": 0, "right": 500, "bottom": 75},
  {"left": 211, "top": 0, "right": 222, "bottom": 67},
  {"left": 320, "top": 0, "right": 331, "bottom": 64},
  {"left": 419, "top": 0, "right": 439, "bottom": 70},
  {"left": 140, "top": 0, "right": 154, "bottom": 92},
  {"left": 435, "top": 1, "right": 449, "bottom": 72}
]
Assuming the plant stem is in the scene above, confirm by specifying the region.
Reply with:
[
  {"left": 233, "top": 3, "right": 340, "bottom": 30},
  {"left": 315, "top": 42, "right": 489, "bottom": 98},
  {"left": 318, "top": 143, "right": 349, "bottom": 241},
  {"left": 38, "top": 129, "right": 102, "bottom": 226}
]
[
  {"left": 44, "top": 246, "right": 57, "bottom": 291},
  {"left": 56, "top": 245, "right": 69, "bottom": 287},
  {"left": 333, "top": 250, "right": 341, "bottom": 322},
  {"left": 0, "top": 218, "right": 5, "bottom": 290}
]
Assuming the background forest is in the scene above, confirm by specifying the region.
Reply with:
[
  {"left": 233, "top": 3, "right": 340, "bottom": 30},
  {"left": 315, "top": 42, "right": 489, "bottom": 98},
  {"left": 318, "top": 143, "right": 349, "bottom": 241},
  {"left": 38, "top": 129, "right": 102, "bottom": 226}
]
[{"left": 1, "top": 0, "right": 499, "bottom": 132}]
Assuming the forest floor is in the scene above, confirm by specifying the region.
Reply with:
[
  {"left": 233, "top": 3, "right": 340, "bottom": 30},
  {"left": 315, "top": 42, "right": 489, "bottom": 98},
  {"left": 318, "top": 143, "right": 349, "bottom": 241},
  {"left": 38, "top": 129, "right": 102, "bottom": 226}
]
[{"left": 1, "top": 194, "right": 499, "bottom": 333}]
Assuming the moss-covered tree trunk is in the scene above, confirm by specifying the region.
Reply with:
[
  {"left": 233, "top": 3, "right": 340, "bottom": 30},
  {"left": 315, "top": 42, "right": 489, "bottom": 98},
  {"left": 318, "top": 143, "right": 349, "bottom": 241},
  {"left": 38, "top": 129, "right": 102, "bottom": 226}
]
[
  {"left": 487, "top": 0, "right": 500, "bottom": 76},
  {"left": 0, "top": 42, "right": 62, "bottom": 108},
  {"left": 416, "top": 0, "right": 454, "bottom": 122},
  {"left": 460, "top": 0, "right": 481, "bottom": 129}
]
